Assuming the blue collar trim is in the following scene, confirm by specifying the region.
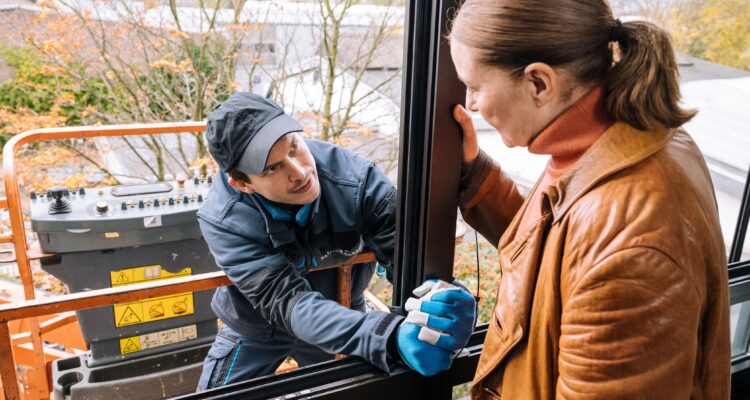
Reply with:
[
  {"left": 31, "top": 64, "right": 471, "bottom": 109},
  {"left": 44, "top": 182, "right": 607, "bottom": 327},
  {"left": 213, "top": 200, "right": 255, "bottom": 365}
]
[{"left": 253, "top": 194, "right": 315, "bottom": 228}]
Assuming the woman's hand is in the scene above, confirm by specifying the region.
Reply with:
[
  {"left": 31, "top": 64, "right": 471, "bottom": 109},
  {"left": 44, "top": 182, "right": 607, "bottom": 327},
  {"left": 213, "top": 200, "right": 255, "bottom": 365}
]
[{"left": 453, "top": 105, "right": 479, "bottom": 167}]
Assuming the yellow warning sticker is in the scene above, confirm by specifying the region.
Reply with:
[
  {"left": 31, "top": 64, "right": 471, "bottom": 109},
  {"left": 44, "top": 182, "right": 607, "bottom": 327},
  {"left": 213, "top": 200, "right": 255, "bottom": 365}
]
[
  {"left": 114, "top": 293, "right": 195, "bottom": 327},
  {"left": 110, "top": 265, "right": 191, "bottom": 287},
  {"left": 119, "top": 324, "right": 198, "bottom": 354},
  {"left": 110, "top": 265, "right": 194, "bottom": 328}
]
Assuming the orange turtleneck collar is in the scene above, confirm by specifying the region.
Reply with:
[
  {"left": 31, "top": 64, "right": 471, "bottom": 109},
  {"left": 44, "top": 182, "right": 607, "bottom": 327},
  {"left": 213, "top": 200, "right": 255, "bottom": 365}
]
[
  {"left": 528, "top": 84, "right": 613, "bottom": 179},
  {"left": 515, "top": 84, "right": 613, "bottom": 237}
]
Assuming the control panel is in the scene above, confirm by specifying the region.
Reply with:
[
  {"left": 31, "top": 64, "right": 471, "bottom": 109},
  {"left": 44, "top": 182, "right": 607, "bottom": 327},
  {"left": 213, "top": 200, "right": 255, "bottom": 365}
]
[{"left": 30, "top": 176, "right": 214, "bottom": 253}]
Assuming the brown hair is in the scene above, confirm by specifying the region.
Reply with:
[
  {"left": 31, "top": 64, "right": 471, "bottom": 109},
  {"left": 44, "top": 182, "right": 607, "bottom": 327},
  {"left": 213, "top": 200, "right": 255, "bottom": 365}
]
[
  {"left": 229, "top": 168, "right": 251, "bottom": 183},
  {"left": 449, "top": 0, "right": 695, "bottom": 131}
]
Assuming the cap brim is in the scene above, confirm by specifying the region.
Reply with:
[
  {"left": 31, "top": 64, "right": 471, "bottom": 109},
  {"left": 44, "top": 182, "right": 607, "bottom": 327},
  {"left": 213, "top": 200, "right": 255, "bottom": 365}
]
[{"left": 234, "top": 114, "right": 304, "bottom": 175}]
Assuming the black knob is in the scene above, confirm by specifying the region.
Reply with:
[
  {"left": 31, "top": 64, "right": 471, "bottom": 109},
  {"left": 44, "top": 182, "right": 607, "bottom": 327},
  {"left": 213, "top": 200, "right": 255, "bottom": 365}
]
[
  {"left": 47, "top": 186, "right": 70, "bottom": 199},
  {"left": 197, "top": 194, "right": 203, "bottom": 202},
  {"left": 47, "top": 186, "right": 72, "bottom": 215},
  {"left": 138, "top": 200, "right": 145, "bottom": 208},
  {"left": 206, "top": 176, "right": 213, "bottom": 184},
  {"left": 96, "top": 201, "right": 109, "bottom": 213},
  {"left": 154, "top": 199, "right": 160, "bottom": 207},
  {"left": 78, "top": 187, "right": 86, "bottom": 195},
  {"left": 30, "top": 190, "right": 37, "bottom": 200},
  {"left": 183, "top": 195, "right": 189, "bottom": 204},
  {"left": 121, "top": 202, "right": 127, "bottom": 210},
  {"left": 168, "top": 197, "right": 175, "bottom": 206},
  {"left": 194, "top": 177, "right": 200, "bottom": 185}
]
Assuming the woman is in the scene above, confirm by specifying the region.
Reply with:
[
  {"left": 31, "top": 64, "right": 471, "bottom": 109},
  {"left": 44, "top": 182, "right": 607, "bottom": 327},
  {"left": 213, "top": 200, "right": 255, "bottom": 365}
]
[{"left": 449, "top": 1, "right": 729, "bottom": 399}]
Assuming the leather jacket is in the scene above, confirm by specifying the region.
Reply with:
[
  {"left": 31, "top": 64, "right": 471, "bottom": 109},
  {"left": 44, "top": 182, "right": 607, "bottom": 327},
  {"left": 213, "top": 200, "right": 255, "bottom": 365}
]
[{"left": 461, "top": 123, "right": 730, "bottom": 399}]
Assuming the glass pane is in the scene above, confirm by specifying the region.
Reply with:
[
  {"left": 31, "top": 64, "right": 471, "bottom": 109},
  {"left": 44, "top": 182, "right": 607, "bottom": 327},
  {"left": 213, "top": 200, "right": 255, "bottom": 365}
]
[
  {"left": 453, "top": 382, "right": 471, "bottom": 399},
  {"left": 454, "top": 222, "right": 499, "bottom": 325},
  {"left": 732, "top": 302, "right": 750, "bottom": 358},
  {"left": 7, "top": 0, "right": 406, "bottom": 390}
]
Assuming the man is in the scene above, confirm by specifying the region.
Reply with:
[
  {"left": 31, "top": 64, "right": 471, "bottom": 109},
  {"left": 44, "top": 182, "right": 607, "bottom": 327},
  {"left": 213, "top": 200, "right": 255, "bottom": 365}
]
[{"left": 196, "top": 92, "right": 476, "bottom": 390}]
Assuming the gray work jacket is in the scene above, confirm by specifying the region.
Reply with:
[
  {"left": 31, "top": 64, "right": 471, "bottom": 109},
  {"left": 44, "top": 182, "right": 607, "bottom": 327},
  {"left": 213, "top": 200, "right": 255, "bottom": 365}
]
[{"left": 197, "top": 140, "right": 402, "bottom": 371}]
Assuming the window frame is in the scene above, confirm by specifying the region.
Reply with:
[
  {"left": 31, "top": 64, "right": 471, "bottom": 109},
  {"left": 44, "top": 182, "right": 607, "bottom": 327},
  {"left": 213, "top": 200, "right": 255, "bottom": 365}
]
[{"left": 729, "top": 168, "right": 750, "bottom": 264}]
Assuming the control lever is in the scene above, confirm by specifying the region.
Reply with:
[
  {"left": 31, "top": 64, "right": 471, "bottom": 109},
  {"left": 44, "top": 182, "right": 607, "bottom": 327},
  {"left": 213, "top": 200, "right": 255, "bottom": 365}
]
[{"left": 47, "top": 186, "right": 72, "bottom": 215}]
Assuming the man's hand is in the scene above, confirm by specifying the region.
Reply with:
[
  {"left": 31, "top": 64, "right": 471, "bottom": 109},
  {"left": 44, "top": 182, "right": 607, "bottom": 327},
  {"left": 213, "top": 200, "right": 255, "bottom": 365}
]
[{"left": 396, "top": 279, "right": 477, "bottom": 376}]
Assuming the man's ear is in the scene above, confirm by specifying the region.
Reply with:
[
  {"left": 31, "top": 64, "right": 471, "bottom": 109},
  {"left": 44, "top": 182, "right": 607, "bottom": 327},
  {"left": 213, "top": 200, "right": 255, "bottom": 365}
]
[
  {"left": 522, "top": 62, "right": 557, "bottom": 108},
  {"left": 228, "top": 177, "right": 255, "bottom": 195}
]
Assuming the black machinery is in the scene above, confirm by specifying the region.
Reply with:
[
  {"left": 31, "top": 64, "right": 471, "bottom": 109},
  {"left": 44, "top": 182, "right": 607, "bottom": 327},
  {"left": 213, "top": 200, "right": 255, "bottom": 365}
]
[{"left": 30, "top": 176, "right": 219, "bottom": 399}]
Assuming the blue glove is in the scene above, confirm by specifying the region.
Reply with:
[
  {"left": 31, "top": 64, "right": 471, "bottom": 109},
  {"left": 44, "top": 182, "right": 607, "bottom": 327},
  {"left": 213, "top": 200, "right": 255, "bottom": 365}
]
[
  {"left": 404, "top": 279, "right": 476, "bottom": 351},
  {"left": 395, "top": 279, "right": 477, "bottom": 376},
  {"left": 396, "top": 321, "right": 452, "bottom": 376}
]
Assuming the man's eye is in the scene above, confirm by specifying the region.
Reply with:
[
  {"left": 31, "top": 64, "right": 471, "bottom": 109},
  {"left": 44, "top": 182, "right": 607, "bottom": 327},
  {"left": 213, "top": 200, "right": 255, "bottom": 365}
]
[{"left": 265, "top": 165, "right": 278, "bottom": 174}]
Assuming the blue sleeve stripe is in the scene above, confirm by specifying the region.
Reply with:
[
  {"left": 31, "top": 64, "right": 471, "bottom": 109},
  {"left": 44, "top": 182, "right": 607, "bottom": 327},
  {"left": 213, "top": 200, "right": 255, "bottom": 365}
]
[{"left": 222, "top": 343, "right": 242, "bottom": 385}]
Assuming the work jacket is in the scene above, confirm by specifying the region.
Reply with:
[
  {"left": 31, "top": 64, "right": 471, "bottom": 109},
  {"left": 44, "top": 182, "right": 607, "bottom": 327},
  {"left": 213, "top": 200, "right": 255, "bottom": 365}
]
[
  {"left": 197, "top": 139, "right": 402, "bottom": 372},
  {"left": 461, "top": 123, "right": 730, "bottom": 399}
]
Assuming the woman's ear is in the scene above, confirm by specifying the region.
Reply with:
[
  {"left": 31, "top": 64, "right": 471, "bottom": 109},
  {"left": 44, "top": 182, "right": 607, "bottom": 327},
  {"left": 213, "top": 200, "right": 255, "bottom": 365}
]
[
  {"left": 228, "top": 177, "right": 255, "bottom": 195},
  {"left": 523, "top": 62, "right": 557, "bottom": 107}
]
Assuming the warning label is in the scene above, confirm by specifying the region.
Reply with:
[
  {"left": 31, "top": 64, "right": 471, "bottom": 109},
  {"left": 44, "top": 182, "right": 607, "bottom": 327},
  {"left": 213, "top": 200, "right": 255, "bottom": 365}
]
[
  {"left": 114, "top": 293, "right": 194, "bottom": 327},
  {"left": 111, "top": 265, "right": 194, "bottom": 328},
  {"left": 110, "top": 265, "right": 191, "bottom": 287},
  {"left": 119, "top": 324, "right": 198, "bottom": 355}
]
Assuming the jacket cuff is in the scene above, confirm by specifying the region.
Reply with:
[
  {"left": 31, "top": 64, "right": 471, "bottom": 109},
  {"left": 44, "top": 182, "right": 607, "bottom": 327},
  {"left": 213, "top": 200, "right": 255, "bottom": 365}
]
[
  {"left": 459, "top": 149, "right": 496, "bottom": 208},
  {"left": 378, "top": 313, "right": 405, "bottom": 372}
]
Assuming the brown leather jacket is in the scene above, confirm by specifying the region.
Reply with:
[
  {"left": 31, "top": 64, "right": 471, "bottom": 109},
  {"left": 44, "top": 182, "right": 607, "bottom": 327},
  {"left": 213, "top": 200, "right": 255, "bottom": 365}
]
[{"left": 460, "top": 122, "right": 730, "bottom": 399}]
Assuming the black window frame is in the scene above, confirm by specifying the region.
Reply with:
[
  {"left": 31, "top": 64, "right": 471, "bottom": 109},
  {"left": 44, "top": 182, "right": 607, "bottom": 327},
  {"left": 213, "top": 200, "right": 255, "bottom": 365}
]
[{"left": 730, "top": 168, "right": 750, "bottom": 397}]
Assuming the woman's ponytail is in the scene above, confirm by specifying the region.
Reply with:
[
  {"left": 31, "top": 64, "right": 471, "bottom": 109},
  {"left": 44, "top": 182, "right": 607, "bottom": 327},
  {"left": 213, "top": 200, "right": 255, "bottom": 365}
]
[{"left": 605, "top": 20, "right": 696, "bottom": 131}]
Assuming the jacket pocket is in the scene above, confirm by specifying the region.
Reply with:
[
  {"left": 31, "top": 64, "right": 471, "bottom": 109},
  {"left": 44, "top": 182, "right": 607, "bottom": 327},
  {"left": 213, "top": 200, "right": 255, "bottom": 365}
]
[{"left": 197, "top": 334, "right": 239, "bottom": 390}]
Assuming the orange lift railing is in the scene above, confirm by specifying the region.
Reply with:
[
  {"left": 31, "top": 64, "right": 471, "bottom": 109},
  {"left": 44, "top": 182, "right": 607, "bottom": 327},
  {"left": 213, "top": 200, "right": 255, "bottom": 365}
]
[{"left": 0, "top": 124, "right": 384, "bottom": 400}]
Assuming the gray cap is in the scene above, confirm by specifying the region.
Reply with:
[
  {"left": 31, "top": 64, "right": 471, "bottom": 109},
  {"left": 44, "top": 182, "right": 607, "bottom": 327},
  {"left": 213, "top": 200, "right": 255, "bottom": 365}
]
[{"left": 205, "top": 92, "right": 303, "bottom": 175}]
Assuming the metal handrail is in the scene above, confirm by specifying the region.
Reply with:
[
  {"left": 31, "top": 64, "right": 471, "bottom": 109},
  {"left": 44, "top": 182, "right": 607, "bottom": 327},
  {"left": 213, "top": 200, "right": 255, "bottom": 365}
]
[
  {"left": 1, "top": 122, "right": 206, "bottom": 400},
  {"left": 0, "top": 253, "right": 375, "bottom": 400}
]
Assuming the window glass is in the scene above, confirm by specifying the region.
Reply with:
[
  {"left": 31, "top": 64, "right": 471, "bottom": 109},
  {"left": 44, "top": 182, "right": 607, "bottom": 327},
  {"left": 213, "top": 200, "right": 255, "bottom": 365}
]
[
  {"left": 3, "top": 0, "right": 406, "bottom": 387},
  {"left": 731, "top": 302, "right": 750, "bottom": 358}
]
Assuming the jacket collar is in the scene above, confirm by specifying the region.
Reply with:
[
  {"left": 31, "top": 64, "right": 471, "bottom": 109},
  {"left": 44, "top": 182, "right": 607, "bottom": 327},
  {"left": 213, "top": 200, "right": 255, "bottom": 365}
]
[
  {"left": 247, "top": 191, "right": 322, "bottom": 249},
  {"left": 545, "top": 122, "right": 673, "bottom": 223},
  {"left": 252, "top": 193, "right": 318, "bottom": 228}
]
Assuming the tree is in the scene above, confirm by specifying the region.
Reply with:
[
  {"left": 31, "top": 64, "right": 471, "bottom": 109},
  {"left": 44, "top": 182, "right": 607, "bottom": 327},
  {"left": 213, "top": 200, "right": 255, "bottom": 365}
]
[
  {"left": 0, "top": 0, "right": 404, "bottom": 181},
  {"left": 3, "top": 0, "right": 254, "bottom": 180},
  {"left": 669, "top": 0, "right": 750, "bottom": 71},
  {"left": 609, "top": 0, "right": 750, "bottom": 72},
  {"left": 315, "top": 0, "right": 401, "bottom": 142},
  {"left": 261, "top": 0, "right": 403, "bottom": 174}
]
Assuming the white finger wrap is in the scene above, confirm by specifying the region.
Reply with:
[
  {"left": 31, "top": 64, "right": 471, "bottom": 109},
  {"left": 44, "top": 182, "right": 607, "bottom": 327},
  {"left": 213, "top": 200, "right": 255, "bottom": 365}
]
[
  {"left": 405, "top": 297, "right": 422, "bottom": 312},
  {"left": 421, "top": 281, "right": 459, "bottom": 302},
  {"left": 405, "top": 310, "right": 429, "bottom": 326},
  {"left": 417, "top": 327, "right": 444, "bottom": 345},
  {"left": 412, "top": 281, "right": 436, "bottom": 297}
]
